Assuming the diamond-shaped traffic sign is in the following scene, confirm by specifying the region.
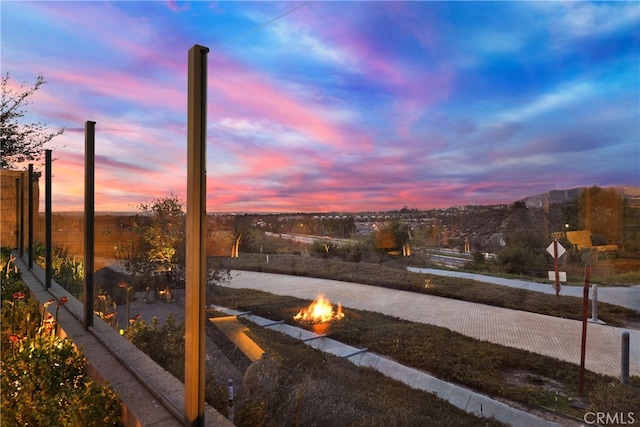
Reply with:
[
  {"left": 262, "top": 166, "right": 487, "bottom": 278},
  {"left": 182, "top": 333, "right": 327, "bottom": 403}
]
[{"left": 547, "top": 241, "right": 566, "bottom": 258}]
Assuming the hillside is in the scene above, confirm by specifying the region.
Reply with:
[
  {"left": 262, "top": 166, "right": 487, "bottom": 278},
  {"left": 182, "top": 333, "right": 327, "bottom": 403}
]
[
  {"left": 437, "top": 186, "right": 640, "bottom": 254},
  {"left": 520, "top": 186, "right": 640, "bottom": 209},
  {"left": 437, "top": 204, "right": 564, "bottom": 253}
]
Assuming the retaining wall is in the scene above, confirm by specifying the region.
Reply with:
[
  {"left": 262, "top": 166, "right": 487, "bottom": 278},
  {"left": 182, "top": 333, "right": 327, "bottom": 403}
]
[{"left": 0, "top": 169, "right": 39, "bottom": 248}]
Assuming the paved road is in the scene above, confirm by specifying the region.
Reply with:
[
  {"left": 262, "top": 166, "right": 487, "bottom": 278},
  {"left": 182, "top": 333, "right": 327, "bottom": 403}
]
[
  {"left": 226, "top": 270, "right": 640, "bottom": 379},
  {"left": 408, "top": 267, "right": 640, "bottom": 312},
  {"left": 427, "top": 254, "right": 469, "bottom": 268}
]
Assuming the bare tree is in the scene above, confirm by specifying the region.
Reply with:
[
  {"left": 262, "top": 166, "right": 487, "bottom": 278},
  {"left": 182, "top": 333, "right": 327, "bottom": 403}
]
[{"left": 1, "top": 73, "right": 64, "bottom": 169}]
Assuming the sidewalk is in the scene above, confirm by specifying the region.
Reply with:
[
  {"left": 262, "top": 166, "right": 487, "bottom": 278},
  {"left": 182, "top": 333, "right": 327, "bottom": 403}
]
[
  {"left": 407, "top": 267, "right": 640, "bottom": 312},
  {"left": 226, "top": 270, "right": 640, "bottom": 378}
]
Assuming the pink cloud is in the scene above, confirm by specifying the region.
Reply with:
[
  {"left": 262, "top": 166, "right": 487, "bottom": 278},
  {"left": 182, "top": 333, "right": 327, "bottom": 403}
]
[
  {"left": 291, "top": 6, "right": 454, "bottom": 137},
  {"left": 48, "top": 68, "right": 185, "bottom": 113},
  {"left": 210, "top": 57, "right": 369, "bottom": 152},
  {"left": 28, "top": 2, "right": 186, "bottom": 75},
  {"left": 165, "top": 1, "right": 191, "bottom": 13}
]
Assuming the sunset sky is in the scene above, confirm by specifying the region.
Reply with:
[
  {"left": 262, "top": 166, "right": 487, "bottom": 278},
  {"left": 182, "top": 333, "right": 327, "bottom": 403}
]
[{"left": 2, "top": 1, "right": 638, "bottom": 213}]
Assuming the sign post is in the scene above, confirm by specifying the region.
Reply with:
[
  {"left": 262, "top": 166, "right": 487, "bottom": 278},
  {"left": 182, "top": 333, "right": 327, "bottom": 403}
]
[{"left": 547, "top": 240, "right": 566, "bottom": 296}]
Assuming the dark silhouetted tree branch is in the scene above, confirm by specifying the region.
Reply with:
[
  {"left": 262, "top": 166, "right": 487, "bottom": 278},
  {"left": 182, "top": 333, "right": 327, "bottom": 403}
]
[{"left": 1, "top": 73, "right": 64, "bottom": 169}]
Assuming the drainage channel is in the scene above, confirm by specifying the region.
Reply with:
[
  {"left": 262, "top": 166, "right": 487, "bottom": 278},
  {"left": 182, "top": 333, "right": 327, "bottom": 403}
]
[{"left": 210, "top": 305, "right": 558, "bottom": 427}]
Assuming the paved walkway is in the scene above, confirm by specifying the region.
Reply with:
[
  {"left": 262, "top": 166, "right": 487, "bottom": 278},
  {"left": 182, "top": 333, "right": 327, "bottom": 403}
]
[
  {"left": 408, "top": 267, "right": 640, "bottom": 312},
  {"left": 227, "top": 271, "right": 640, "bottom": 378}
]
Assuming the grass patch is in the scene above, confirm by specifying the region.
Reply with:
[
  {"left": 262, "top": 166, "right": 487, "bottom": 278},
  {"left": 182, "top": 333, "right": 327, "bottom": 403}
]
[
  {"left": 209, "top": 286, "right": 640, "bottom": 423},
  {"left": 234, "top": 323, "right": 508, "bottom": 426}
]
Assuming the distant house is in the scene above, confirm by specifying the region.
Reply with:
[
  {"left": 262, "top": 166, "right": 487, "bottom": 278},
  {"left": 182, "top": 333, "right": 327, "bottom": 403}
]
[{"left": 566, "top": 230, "right": 618, "bottom": 252}]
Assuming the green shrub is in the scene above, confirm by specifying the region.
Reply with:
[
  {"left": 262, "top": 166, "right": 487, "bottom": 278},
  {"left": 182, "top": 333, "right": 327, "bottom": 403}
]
[
  {"left": 0, "top": 248, "right": 24, "bottom": 301},
  {"left": 496, "top": 244, "right": 547, "bottom": 276},
  {"left": 1, "top": 334, "right": 122, "bottom": 426},
  {"left": 1, "top": 248, "right": 122, "bottom": 425},
  {"left": 123, "top": 314, "right": 185, "bottom": 380},
  {"left": 122, "top": 314, "right": 231, "bottom": 416},
  {"left": 32, "top": 242, "right": 84, "bottom": 298}
]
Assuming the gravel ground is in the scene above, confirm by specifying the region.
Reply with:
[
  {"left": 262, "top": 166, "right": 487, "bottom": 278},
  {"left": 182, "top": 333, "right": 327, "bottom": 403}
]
[{"left": 115, "top": 289, "right": 186, "bottom": 326}]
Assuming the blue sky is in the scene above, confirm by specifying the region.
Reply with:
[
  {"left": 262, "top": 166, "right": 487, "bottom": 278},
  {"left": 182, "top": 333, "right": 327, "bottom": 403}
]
[{"left": 2, "top": 1, "right": 638, "bottom": 212}]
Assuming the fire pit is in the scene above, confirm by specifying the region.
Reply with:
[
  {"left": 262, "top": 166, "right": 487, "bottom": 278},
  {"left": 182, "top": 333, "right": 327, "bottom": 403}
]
[{"left": 294, "top": 293, "right": 344, "bottom": 334}]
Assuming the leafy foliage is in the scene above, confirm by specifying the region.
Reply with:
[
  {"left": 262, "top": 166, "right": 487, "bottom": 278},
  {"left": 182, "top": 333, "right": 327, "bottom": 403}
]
[
  {"left": 0, "top": 248, "right": 121, "bottom": 426},
  {"left": 1, "top": 73, "right": 64, "bottom": 169},
  {"left": 1, "top": 248, "right": 23, "bottom": 300},
  {"left": 33, "top": 242, "right": 84, "bottom": 298},
  {"left": 115, "top": 194, "right": 186, "bottom": 289},
  {"left": 122, "top": 314, "right": 185, "bottom": 380},
  {"left": 121, "top": 314, "right": 235, "bottom": 417},
  {"left": 496, "top": 244, "right": 547, "bottom": 276},
  {"left": 136, "top": 193, "right": 185, "bottom": 267},
  {"left": 1, "top": 335, "right": 122, "bottom": 426}
]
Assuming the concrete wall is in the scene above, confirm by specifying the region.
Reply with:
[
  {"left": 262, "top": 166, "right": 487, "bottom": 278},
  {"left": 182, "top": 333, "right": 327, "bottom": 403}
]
[
  {"left": 29, "top": 214, "right": 233, "bottom": 268},
  {"left": 2, "top": 171, "right": 233, "bottom": 266},
  {"left": 0, "top": 169, "right": 40, "bottom": 248},
  {"left": 32, "top": 213, "right": 139, "bottom": 265}
]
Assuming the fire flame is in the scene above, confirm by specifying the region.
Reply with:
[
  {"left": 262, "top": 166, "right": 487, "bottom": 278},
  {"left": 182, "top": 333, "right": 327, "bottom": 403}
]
[{"left": 294, "top": 294, "right": 345, "bottom": 324}]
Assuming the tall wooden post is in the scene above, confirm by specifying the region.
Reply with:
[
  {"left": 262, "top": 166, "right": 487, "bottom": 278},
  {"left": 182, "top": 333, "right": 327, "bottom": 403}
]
[
  {"left": 28, "top": 163, "right": 34, "bottom": 269},
  {"left": 45, "top": 150, "right": 52, "bottom": 289},
  {"left": 84, "top": 121, "right": 96, "bottom": 329},
  {"left": 20, "top": 172, "right": 24, "bottom": 256},
  {"left": 185, "top": 44, "right": 209, "bottom": 427}
]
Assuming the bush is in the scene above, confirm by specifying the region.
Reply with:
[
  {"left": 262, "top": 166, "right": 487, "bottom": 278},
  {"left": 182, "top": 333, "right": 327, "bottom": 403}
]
[
  {"left": 1, "top": 248, "right": 24, "bottom": 301},
  {"left": 1, "top": 248, "right": 122, "bottom": 425},
  {"left": 32, "top": 242, "right": 84, "bottom": 298},
  {"left": 496, "top": 245, "right": 547, "bottom": 276},
  {"left": 1, "top": 335, "right": 122, "bottom": 426},
  {"left": 123, "top": 314, "right": 185, "bottom": 380},
  {"left": 121, "top": 313, "right": 232, "bottom": 416}
]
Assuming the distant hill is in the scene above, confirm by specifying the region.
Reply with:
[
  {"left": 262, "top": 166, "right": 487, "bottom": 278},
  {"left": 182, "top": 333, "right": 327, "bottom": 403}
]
[
  {"left": 443, "top": 186, "right": 640, "bottom": 253},
  {"left": 520, "top": 186, "right": 640, "bottom": 209}
]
